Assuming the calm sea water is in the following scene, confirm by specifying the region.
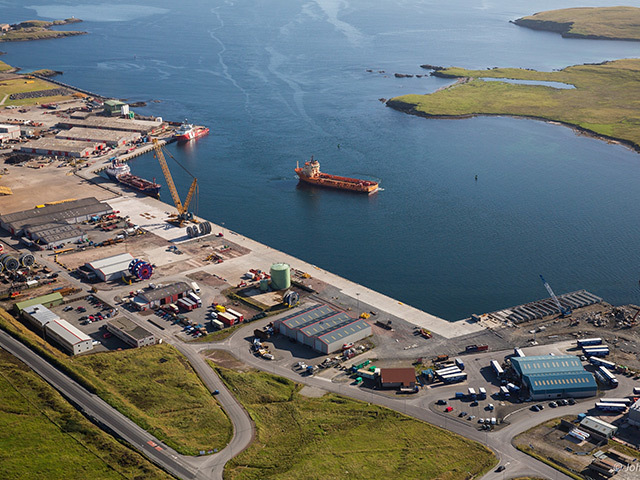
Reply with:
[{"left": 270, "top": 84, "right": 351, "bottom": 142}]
[{"left": 4, "top": 0, "right": 640, "bottom": 320}]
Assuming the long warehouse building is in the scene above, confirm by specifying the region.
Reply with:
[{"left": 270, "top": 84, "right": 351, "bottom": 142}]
[
  {"left": 274, "top": 304, "right": 372, "bottom": 354},
  {"left": 510, "top": 355, "right": 597, "bottom": 400}
]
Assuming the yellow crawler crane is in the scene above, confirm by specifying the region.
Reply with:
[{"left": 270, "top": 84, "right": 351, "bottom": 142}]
[{"left": 152, "top": 138, "right": 198, "bottom": 225}]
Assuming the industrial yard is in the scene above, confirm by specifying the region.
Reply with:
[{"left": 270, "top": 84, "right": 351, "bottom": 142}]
[{"left": 0, "top": 72, "right": 639, "bottom": 480}]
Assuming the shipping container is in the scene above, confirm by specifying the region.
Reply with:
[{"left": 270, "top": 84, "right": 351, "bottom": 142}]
[
  {"left": 187, "top": 292, "right": 202, "bottom": 307},
  {"left": 589, "top": 357, "right": 616, "bottom": 369},
  {"left": 597, "top": 366, "right": 619, "bottom": 388},
  {"left": 436, "top": 366, "right": 461, "bottom": 377},
  {"left": 441, "top": 372, "right": 467, "bottom": 384},
  {"left": 595, "top": 402, "right": 627, "bottom": 412},
  {"left": 599, "top": 398, "right": 632, "bottom": 406},
  {"left": 226, "top": 308, "right": 244, "bottom": 322},
  {"left": 491, "top": 360, "right": 504, "bottom": 377},
  {"left": 577, "top": 337, "right": 603, "bottom": 347},
  {"left": 217, "top": 311, "right": 236, "bottom": 326},
  {"left": 210, "top": 319, "right": 224, "bottom": 330},
  {"left": 583, "top": 347, "right": 610, "bottom": 357}
]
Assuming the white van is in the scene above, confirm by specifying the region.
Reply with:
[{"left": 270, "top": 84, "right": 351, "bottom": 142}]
[{"left": 190, "top": 281, "right": 200, "bottom": 293}]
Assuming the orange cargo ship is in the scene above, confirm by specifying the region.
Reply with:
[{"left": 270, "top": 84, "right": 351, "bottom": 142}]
[{"left": 295, "top": 157, "right": 378, "bottom": 194}]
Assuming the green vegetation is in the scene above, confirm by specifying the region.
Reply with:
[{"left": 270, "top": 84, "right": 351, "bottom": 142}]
[
  {"left": 0, "top": 308, "right": 232, "bottom": 455},
  {"left": 388, "top": 59, "right": 640, "bottom": 152},
  {"left": 215, "top": 365, "right": 495, "bottom": 480},
  {"left": 0, "top": 349, "right": 173, "bottom": 480},
  {"left": 0, "top": 60, "right": 12, "bottom": 72},
  {"left": 515, "top": 445, "right": 583, "bottom": 480},
  {"left": 195, "top": 323, "right": 243, "bottom": 342},
  {"left": 514, "top": 7, "right": 640, "bottom": 41},
  {"left": 0, "top": 19, "right": 86, "bottom": 43},
  {"left": 0, "top": 77, "right": 74, "bottom": 106}
]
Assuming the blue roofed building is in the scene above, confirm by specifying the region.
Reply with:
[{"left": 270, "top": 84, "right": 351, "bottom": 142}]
[{"left": 511, "top": 355, "right": 597, "bottom": 400}]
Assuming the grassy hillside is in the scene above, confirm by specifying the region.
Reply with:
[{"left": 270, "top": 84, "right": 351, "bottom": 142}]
[
  {"left": 0, "top": 308, "right": 232, "bottom": 455},
  {"left": 513, "top": 7, "right": 640, "bottom": 40},
  {"left": 215, "top": 365, "right": 495, "bottom": 480},
  {"left": 388, "top": 59, "right": 640, "bottom": 151},
  {"left": 0, "top": 349, "right": 173, "bottom": 480},
  {"left": 0, "top": 19, "right": 86, "bottom": 42}
]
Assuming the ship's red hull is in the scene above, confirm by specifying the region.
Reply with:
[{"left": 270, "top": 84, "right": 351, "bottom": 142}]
[
  {"left": 295, "top": 168, "right": 378, "bottom": 194},
  {"left": 176, "top": 126, "right": 209, "bottom": 142}
]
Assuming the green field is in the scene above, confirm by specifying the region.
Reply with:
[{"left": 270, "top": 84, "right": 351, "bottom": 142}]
[
  {"left": 514, "top": 7, "right": 640, "bottom": 41},
  {"left": 0, "top": 19, "right": 86, "bottom": 43},
  {"left": 0, "top": 76, "right": 75, "bottom": 106},
  {"left": 0, "top": 349, "right": 173, "bottom": 480},
  {"left": 388, "top": 59, "right": 640, "bottom": 151},
  {"left": 215, "top": 366, "right": 495, "bottom": 480},
  {"left": 0, "top": 308, "right": 232, "bottom": 455}
]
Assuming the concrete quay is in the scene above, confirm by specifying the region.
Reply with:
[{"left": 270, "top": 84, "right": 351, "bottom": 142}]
[{"left": 104, "top": 193, "right": 483, "bottom": 339}]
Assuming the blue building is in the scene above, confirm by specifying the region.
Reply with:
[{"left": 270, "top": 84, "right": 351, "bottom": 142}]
[{"left": 511, "top": 355, "right": 597, "bottom": 400}]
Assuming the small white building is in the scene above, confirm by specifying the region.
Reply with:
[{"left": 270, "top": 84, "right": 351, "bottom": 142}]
[
  {"left": 0, "top": 124, "right": 20, "bottom": 141},
  {"left": 22, "top": 304, "right": 58, "bottom": 331},
  {"left": 628, "top": 399, "right": 640, "bottom": 427},
  {"left": 580, "top": 416, "right": 618, "bottom": 439},
  {"left": 85, "top": 253, "right": 134, "bottom": 282},
  {"left": 45, "top": 319, "right": 93, "bottom": 355}
]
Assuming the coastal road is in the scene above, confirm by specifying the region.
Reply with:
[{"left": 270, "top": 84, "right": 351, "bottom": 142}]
[{"left": 0, "top": 329, "right": 199, "bottom": 480}]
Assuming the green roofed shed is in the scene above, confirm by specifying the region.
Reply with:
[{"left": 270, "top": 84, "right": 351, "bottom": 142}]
[{"left": 15, "top": 292, "right": 64, "bottom": 313}]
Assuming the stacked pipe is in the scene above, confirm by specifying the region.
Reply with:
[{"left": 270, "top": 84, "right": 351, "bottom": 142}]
[
  {"left": 0, "top": 253, "right": 20, "bottom": 272},
  {"left": 186, "top": 221, "right": 211, "bottom": 238}
]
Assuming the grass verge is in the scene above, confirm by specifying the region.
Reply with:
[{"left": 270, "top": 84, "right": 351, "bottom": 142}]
[
  {"left": 0, "top": 307, "right": 232, "bottom": 455},
  {"left": 214, "top": 365, "right": 496, "bottom": 480},
  {"left": 0, "top": 349, "right": 173, "bottom": 480},
  {"left": 388, "top": 59, "right": 640, "bottom": 153},
  {"left": 513, "top": 7, "right": 640, "bottom": 41},
  {"left": 515, "top": 445, "right": 583, "bottom": 480}
]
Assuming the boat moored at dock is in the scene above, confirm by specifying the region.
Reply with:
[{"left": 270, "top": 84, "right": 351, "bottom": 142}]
[
  {"left": 174, "top": 120, "right": 209, "bottom": 142},
  {"left": 295, "top": 157, "right": 378, "bottom": 194}
]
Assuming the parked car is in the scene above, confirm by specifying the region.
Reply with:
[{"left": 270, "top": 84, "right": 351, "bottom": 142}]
[
  {"left": 470, "top": 401, "right": 479, "bottom": 407},
  {"left": 468, "top": 415, "right": 476, "bottom": 421},
  {"left": 567, "top": 398, "right": 576, "bottom": 405},
  {"left": 531, "top": 405, "right": 541, "bottom": 412},
  {"left": 63, "top": 305, "right": 73, "bottom": 312},
  {"left": 102, "top": 332, "right": 112, "bottom": 339},
  {"left": 549, "top": 401, "right": 557, "bottom": 408},
  {"left": 536, "top": 404, "right": 544, "bottom": 410},
  {"left": 458, "top": 411, "right": 467, "bottom": 417},
  {"left": 77, "top": 306, "right": 86, "bottom": 312},
  {"left": 496, "top": 466, "right": 506, "bottom": 472},
  {"left": 436, "top": 399, "right": 448, "bottom": 405},
  {"left": 444, "top": 406, "right": 453, "bottom": 412}
]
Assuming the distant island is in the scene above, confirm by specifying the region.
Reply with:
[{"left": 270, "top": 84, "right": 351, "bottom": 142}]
[
  {"left": 512, "top": 6, "right": 640, "bottom": 41},
  {"left": 0, "top": 18, "right": 86, "bottom": 42},
  {"left": 387, "top": 59, "right": 640, "bottom": 153}
]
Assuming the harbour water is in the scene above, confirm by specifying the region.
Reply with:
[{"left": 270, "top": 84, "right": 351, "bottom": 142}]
[{"left": 4, "top": 0, "right": 640, "bottom": 320}]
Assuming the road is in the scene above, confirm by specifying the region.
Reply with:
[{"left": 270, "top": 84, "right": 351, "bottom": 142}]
[{"left": 0, "top": 329, "right": 198, "bottom": 480}]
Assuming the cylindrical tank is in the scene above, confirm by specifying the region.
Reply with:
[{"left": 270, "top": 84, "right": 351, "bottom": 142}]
[
  {"left": 270, "top": 263, "right": 291, "bottom": 290},
  {"left": 259, "top": 278, "right": 269, "bottom": 292}
]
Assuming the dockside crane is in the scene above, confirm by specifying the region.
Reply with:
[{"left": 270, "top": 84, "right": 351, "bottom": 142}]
[
  {"left": 539, "top": 274, "right": 572, "bottom": 317},
  {"left": 152, "top": 138, "right": 198, "bottom": 225}
]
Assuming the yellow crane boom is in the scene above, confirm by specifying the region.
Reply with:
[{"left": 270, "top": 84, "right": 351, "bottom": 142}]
[{"left": 152, "top": 138, "right": 198, "bottom": 220}]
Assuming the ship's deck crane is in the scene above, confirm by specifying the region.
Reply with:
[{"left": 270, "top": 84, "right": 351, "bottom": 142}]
[
  {"left": 539, "top": 274, "right": 572, "bottom": 317},
  {"left": 152, "top": 138, "right": 198, "bottom": 225}
]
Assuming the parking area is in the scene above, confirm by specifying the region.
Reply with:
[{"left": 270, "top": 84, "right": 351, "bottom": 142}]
[{"left": 49, "top": 295, "right": 129, "bottom": 352}]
